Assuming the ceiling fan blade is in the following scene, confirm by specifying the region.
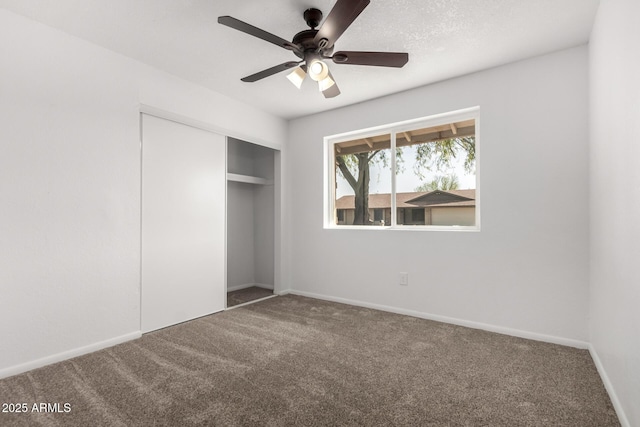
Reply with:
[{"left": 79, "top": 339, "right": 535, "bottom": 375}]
[
  {"left": 241, "top": 61, "right": 302, "bottom": 82},
  {"left": 314, "top": 0, "right": 370, "bottom": 49},
  {"left": 331, "top": 51, "right": 409, "bottom": 67},
  {"left": 218, "top": 16, "right": 299, "bottom": 53}
]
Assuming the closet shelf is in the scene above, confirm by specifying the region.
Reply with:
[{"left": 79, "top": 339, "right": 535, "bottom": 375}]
[{"left": 227, "top": 173, "right": 272, "bottom": 185}]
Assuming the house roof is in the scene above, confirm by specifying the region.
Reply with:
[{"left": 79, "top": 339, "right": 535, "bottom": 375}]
[{"left": 336, "top": 190, "right": 476, "bottom": 209}]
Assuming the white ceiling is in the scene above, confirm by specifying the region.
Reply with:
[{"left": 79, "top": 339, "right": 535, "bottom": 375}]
[{"left": 1, "top": 0, "right": 599, "bottom": 120}]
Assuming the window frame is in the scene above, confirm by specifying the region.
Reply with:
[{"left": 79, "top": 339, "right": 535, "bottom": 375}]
[{"left": 323, "top": 106, "right": 480, "bottom": 231}]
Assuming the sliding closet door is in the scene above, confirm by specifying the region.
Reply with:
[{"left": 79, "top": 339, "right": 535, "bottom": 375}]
[{"left": 141, "top": 114, "right": 225, "bottom": 333}]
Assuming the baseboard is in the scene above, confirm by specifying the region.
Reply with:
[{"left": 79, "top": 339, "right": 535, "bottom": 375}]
[
  {"left": 227, "top": 283, "right": 274, "bottom": 292},
  {"left": 288, "top": 290, "right": 590, "bottom": 349},
  {"left": 588, "top": 344, "right": 631, "bottom": 427},
  {"left": 0, "top": 331, "right": 141, "bottom": 380},
  {"left": 226, "top": 294, "right": 279, "bottom": 310}
]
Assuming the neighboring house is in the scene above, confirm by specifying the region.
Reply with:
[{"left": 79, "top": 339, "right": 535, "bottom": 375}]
[{"left": 335, "top": 189, "right": 475, "bottom": 226}]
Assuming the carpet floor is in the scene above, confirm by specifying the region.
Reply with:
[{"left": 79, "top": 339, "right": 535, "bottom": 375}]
[
  {"left": 227, "top": 286, "right": 274, "bottom": 308},
  {"left": 0, "top": 295, "right": 619, "bottom": 426}
]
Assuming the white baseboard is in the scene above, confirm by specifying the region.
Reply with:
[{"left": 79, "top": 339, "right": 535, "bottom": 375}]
[
  {"left": 589, "top": 344, "right": 631, "bottom": 427},
  {"left": 227, "top": 282, "right": 274, "bottom": 292},
  {"left": 0, "top": 331, "right": 141, "bottom": 380},
  {"left": 288, "top": 290, "right": 590, "bottom": 349},
  {"left": 226, "top": 294, "right": 279, "bottom": 310}
]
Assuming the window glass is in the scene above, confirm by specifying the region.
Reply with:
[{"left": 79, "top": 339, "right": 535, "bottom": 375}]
[
  {"left": 395, "top": 120, "right": 476, "bottom": 226},
  {"left": 334, "top": 133, "right": 391, "bottom": 226},
  {"left": 327, "top": 108, "right": 479, "bottom": 230}
]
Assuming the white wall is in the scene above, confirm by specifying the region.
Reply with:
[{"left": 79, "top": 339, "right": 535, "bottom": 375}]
[
  {"left": 253, "top": 149, "right": 275, "bottom": 286},
  {"left": 0, "top": 9, "right": 286, "bottom": 377},
  {"left": 227, "top": 182, "right": 258, "bottom": 288},
  {"left": 589, "top": 0, "right": 640, "bottom": 425},
  {"left": 286, "top": 46, "right": 590, "bottom": 344}
]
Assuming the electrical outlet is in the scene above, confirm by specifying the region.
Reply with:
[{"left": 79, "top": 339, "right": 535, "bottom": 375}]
[{"left": 399, "top": 272, "right": 409, "bottom": 286}]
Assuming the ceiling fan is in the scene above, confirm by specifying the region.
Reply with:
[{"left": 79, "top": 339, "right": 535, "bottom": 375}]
[{"left": 218, "top": 0, "right": 409, "bottom": 98}]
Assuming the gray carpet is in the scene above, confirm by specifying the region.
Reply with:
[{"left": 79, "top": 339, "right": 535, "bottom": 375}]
[
  {"left": 227, "top": 286, "right": 274, "bottom": 308},
  {"left": 0, "top": 295, "right": 619, "bottom": 426}
]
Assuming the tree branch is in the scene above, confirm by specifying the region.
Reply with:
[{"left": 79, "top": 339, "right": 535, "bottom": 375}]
[
  {"left": 336, "top": 156, "right": 358, "bottom": 190},
  {"left": 367, "top": 150, "right": 381, "bottom": 162}
]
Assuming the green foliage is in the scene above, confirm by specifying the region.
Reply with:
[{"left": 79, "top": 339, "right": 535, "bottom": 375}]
[
  {"left": 414, "top": 174, "right": 460, "bottom": 191},
  {"left": 374, "top": 147, "right": 406, "bottom": 174},
  {"left": 413, "top": 137, "right": 475, "bottom": 180}
]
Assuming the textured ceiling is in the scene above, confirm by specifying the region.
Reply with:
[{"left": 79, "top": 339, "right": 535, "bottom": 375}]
[{"left": 0, "top": 0, "right": 600, "bottom": 119}]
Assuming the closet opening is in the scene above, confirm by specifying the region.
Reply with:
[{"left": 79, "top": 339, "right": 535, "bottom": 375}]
[{"left": 226, "top": 137, "right": 277, "bottom": 308}]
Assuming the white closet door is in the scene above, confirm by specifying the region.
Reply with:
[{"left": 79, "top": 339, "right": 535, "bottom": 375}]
[{"left": 141, "top": 114, "right": 225, "bottom": 333}]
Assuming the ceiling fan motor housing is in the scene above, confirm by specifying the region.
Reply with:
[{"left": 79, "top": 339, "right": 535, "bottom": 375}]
[
  {"left": 292, "top": 30, "right": 333, "bottom": 59},
  {"left": 304, "top": 8, "right": 323, "bottom": 29},
  {"left": 292, "top": 9, "right": 333, "bottom": 59}
]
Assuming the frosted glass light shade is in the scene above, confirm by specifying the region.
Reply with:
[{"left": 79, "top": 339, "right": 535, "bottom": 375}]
[
  {"left": 308, "top": 60, "right": 329, "bottom": 82},
  {"left": 318, "top": 75, "right": 335, "bottom": 92},
  {"left": 286, "top": 67, "right": 306, "bottom": 89}
]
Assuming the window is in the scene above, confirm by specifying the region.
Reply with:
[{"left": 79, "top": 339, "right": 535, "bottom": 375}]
[
  {"left": 325, "top": 107, "right": 479, "bottom": 230},
  {"left": 403, "top": 208, "right": 425, "bottom": 225},
  {"left": 333, "top": 132, "right": 391, "bottom": 226}
]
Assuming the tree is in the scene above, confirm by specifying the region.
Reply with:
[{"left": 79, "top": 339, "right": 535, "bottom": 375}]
[
  {"left": 337, "top": 137, "right": 475, "bottom": 225},
  {"left": 414, "top": 174, "right": 460, "bottom": 192},
  {"left": 336, "top": 152, "right": 375, "bottom": 225}
]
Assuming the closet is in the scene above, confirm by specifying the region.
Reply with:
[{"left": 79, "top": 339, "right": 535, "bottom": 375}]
[
  {"left": 141, "top": 114, "right": 226, "bottom": 332},
  {"left": 226, "top": 138, "right": 276, "bottom": 304},
  {"left": 141, "top": 114, "right": 279, "bottom": 332}
]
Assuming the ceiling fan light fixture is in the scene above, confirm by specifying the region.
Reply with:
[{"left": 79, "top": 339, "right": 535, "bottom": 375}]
[
  {"left": 308, "top": 60, "right": 329, "bottom": 82},
  {"left": 321, "top": 71, "right": 340, "bottom": 99},
  {"left": 318, "top": 74, "right": 336, "bottom": 92},
  {"left": 286, "top": 66, "right": 306, "bottom": 89},
  {"left": 322, "top": 83, "right": 341, "bottom": 99},
  {"left": 219, "top": 1, "right": 409, "bottom": 99}
]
